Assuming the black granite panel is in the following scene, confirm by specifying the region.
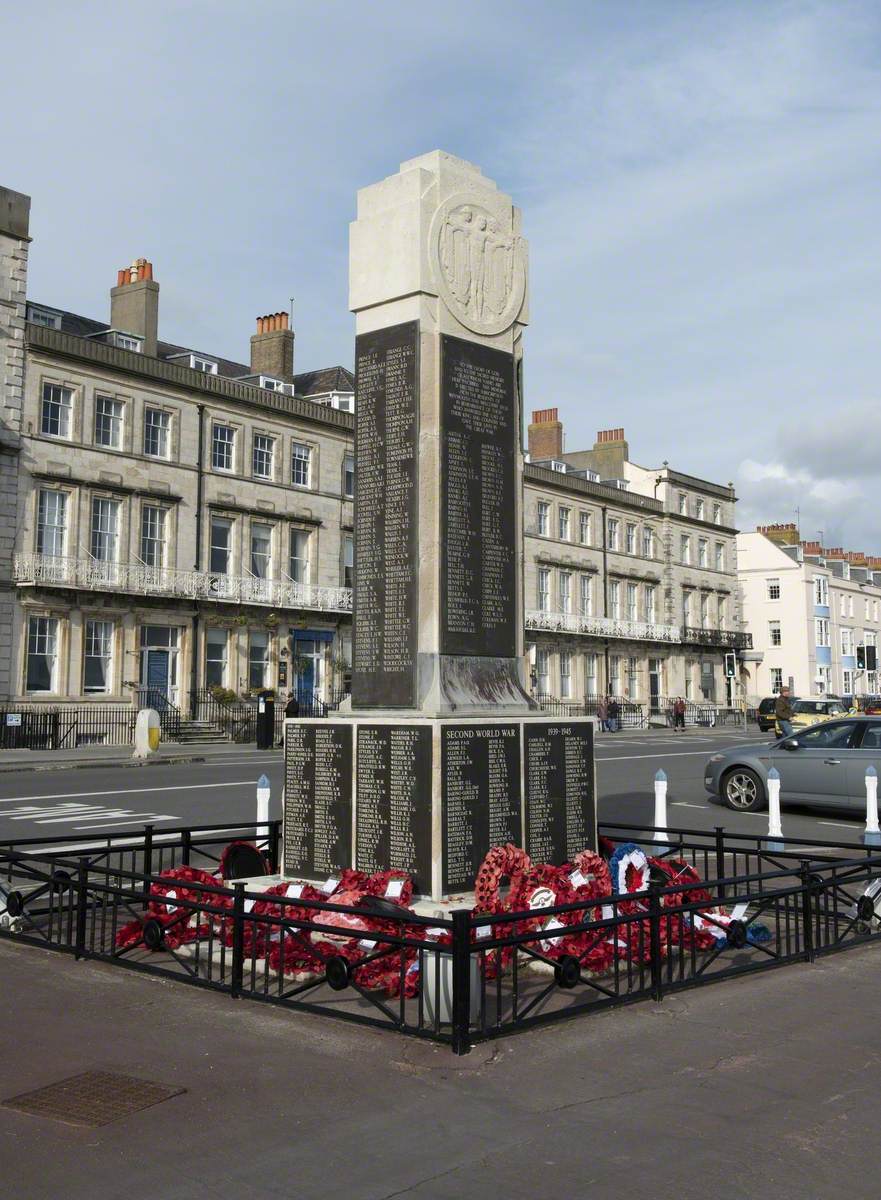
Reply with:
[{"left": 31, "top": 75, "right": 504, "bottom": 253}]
[
  {"left": 442, "top": 723, "right": 521, "bottom": 893},
  {"left": 440, "top": 335, "right": 517, "bottom": 658},
  {"left": 352, "top": 322, "right": 419, "bottom": 707},
  {"left": 355, "top": 724, "right": 432, "bottom": 894},
  {"left": 283, "top": 722, "right": 353, "bottom": 876},
  {"left": 524, "top": 721, "right": 596, "bottom": 863}
]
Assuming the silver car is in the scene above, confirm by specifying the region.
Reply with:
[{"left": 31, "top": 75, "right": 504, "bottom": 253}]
[{"left": 704, "top": 716, "right": 881, "bottom": 812}]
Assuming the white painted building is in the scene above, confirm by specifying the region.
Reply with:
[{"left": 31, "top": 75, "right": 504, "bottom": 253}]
[{"left": 738, "top": 524, "right": 881, "bottom": 701}]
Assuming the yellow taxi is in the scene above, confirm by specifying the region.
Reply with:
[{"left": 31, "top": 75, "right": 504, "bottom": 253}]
[{"left": 781, "top": 697, "right": 850, "bottom": 735}]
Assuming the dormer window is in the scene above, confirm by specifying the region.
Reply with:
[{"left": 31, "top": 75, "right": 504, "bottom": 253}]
[
  {"left": 191, "top": 355, "right": 218, "bottom": 374},
  {"left": 550, "top": 460, "right": 567, "bottom": 473},
  {"left": 27, "top": 305, "right": 62, "bottom": 329},
  {"left": 113, "top": 332, "right": 142, "bottom": 353},
  {"left": 260, "top": 376, "right": 284, "bottom": 392}
]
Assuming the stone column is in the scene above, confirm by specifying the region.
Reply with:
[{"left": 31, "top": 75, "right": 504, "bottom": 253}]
[
  {"left": 348, "top": 151, "right": 534, "bottom": 717},
  {"left": 0, "top": 186, "right": 30, "bottom": 702}
]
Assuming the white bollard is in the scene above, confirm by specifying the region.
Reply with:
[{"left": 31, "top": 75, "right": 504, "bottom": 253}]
[
  {"left": 256, "top": 773, "right": 271, "bottom": 845},
  {"left": 766, "top": 766, "right": 783, "bottom": 849},
  {"left": 864, "top": 765, "right": 880, "bottom": 847},
  {"left": 653, "top": 768, "right": 668, "bottom": 842}
]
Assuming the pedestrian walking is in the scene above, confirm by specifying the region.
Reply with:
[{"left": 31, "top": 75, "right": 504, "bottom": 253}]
[
  {"left": 284, "top": 692, "right": 300, "bottom": 719},
  {"left": 596, "top": 697, "right": 608, "bottom": 732},
  {"left": 673, "top": 696, "right": 687, "bottom": 732},
  {"left": 774, "top": 687, "right": 795, "bottom": 738},
  {"left": 608, "top": 697, "right": 620, "bottom": 733}
]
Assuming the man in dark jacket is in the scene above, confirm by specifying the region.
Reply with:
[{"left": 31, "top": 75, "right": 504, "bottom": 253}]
[
  {"left": 774, "top": 688, "right": 794, "bottom": 737},
  {"left": 284, "top": 692, "right": 300, "bottom": 719}
]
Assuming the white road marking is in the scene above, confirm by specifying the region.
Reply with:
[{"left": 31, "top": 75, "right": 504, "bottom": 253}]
[
  {"left": 818, "top": 820, "right": 863, "bottom": 829},
  {"left": 73, "top": 816, "right": 179, "bottom": 830},
  {"left": 0, "top": 780, "right": 257, "bottom": 804},
  {"left": 594, "top": 750, "right": 721, "bottom": 761}
]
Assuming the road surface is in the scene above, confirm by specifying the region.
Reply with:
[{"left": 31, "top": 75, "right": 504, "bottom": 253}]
[{"left": 0, "top": 726, "right": 869, "bottom": 850}]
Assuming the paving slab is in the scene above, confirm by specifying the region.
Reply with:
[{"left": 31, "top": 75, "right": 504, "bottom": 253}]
[{"left": 1, "top": 936, "right": 879, "bottom": 1199}]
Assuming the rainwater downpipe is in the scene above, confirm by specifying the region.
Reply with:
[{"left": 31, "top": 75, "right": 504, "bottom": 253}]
[{"left": 189, "top": 404, "right": 205, "bottom": 718}]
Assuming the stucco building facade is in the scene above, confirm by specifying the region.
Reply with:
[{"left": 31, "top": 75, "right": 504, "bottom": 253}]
[{"left": 738, "top": 524, "right": 881, "bottom": 701}]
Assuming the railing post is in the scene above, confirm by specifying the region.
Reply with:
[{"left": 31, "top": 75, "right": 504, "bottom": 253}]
[
  {"left": 649, "top": 882, "right": 664, "bottom": 1002},
  {"left": 715, "top": 826, "right": 726, "bottom": 901},
  {"left": 451, "top": 908, "right": 472, "bottom": 1056},
  {"left": 74, "top": 857, "right": 88, "bottom": 959},
  {"left": 231, "top": 882, "right": 245, "bottom": 998},
  {"left": 799, "top": 860, "right": 815, "bottom": 962},
  {"left": 267, "top": 820, "right": 281, "bottom": 873},
  {"left": 142, "top": 824, "right": 154, "bottom": 906},
  {"left": 181, "top": 828, "right": 191, "bottom": 867}
]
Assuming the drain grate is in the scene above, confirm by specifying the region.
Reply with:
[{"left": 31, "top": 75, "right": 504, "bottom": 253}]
[{"left": 2, "top": 1071, "right": 186, "bottom": 1127}]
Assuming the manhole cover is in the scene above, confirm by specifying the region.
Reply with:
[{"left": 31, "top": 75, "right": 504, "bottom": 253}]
[{"left": 2, "top": 1071, "right": 185, "bottom": 1127}]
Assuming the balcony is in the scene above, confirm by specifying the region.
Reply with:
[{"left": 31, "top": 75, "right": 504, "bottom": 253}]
[
  {"left": 13, "top": 553, "right": 352, "bottom": 614},
  {"left": 526, "top": 609, "right": 681, "bottom": 643},
  {"left": 682, "top": 626, "right": 752, "bottom": 650}
]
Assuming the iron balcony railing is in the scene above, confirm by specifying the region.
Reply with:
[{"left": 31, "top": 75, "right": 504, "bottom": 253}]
[
  {"left": 682, "top": 626, "right": 752, "bottom": 650},
  {"left": 526, "top": 609, "right": 681, "bottom": 643},
  {"left": 13, "top": 553, "right": 352, "bottom": 614}
]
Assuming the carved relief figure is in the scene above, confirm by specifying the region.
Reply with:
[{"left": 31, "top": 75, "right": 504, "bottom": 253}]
[{"left": 438, "top": 202, "right": 520, "bottom": 328}]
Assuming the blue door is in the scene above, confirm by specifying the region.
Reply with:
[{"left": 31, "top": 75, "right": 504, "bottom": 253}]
[
  {"left": 296, "top": 655, "right": 314, "bottom": 710},
  {"left": 145, "top": 650, "right": 170, "bottom": 710}
]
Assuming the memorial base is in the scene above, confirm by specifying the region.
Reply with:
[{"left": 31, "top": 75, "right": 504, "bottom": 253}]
[{"left": 283, "top": 715, "right": 596, "bottom": 902}]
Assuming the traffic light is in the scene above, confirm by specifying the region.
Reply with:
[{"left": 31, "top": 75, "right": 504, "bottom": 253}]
[
  {"left": 857, "top": 645, "right": 866, "bottom": 670},
  {"left": 724, "top": 652, "right": 737, "bottom": 678},
  {"left": 868, "top": 646, "right": 878, "bottom": 672}
]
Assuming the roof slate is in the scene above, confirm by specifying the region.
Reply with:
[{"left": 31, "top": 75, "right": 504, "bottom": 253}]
[{"left": 46, "top": 306, "right": 353, "bottom": 398}]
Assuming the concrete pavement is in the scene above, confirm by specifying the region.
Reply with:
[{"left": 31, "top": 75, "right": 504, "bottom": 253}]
[{"left": 1, "top": 933, "right": 879, "bottom": 1199}]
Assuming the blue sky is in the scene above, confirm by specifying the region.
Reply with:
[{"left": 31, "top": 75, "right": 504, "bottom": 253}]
[{"left": 5, "top": 1, "right": 881, "bottom": 549}]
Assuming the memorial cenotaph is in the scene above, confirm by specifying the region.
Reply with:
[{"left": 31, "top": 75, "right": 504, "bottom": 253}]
[{"left": 284, "top": 153, "right": 596, "bottom": 900}]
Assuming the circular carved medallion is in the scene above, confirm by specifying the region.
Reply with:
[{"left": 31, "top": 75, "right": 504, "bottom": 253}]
[{"left": 429, "top": 192, "right": 526, "bottom": 335}]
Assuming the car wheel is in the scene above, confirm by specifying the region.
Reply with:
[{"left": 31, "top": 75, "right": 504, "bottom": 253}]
[{"left": 721, "top": 767, "right": 766, "bottom": 812}]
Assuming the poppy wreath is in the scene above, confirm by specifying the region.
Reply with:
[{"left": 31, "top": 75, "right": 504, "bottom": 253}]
[
  {"left": 472, "top": 844, "right": 533, "bottom": 976},
  {"left": 603, "top": 843, "right": 658, "bottom": 962},
  {"left": 562, "top": 850, "right": 616, "bottom": 973},
  {"left": 257, "top": 871, "right": 423, "bottom": 991},
  {"left": 237, "top": 880, "right": 327, "bottom": 967},
  {"left": 507, "top": 864, "right": 579, "bottom": 960},
  {"left": 474, "top": 843, "right": 532, "bottom": 914},
  {"left": 115, "top": 866, "right": 229, "bottom": 951}
]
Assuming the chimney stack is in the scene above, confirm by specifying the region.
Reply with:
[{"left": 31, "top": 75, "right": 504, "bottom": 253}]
[
  {"left": 758, "top": 523, "right": 800, "bottom": 546},
  {"left": 250, "top": 310, "right": 294, "bottom": 381},
  {"left": 527, "top": 407, "right": 563, "bottom": 460},
  {"left": 110, "top": 258, "right": 158, "bottom": 356}
]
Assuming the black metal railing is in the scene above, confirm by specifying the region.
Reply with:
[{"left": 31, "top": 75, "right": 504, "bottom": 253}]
[
  {"left": 681, "top": 627, "right": 753, "bottom": 650},
  {"left": 5, "top": 818, "right": 880, "bottom": 1053},
  {"left": 192, "top": 689, "right": 329, "bottom": 744},
  {"left": 581, "top": 696, "right": 648, "bottom": 728},
  {"left": 536, "top": 695, "right": 648, "bottom": 728},
  {"left": 0, "top": 704, "right": 136, "bottom": 749}
]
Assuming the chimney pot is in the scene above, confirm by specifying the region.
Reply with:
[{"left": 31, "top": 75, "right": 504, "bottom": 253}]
[{"left": 250, "top": 307, "right": 295, "bottom": 380}]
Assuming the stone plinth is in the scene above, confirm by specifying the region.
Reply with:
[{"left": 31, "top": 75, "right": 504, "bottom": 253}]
[{"left": 284, "top": 715, "right": 596, "bottom": 900}]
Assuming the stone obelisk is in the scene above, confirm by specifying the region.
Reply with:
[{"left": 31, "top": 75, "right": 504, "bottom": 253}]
[{"left": 284, "top": 154, "right": 595, "bottom": 900}]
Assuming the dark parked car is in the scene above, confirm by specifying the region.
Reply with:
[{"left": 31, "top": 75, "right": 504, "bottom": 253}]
[
  {"left": 705, "top": 716, "right": 881, "bottom": 812},
  {"left": 756, "top": 696, "right": 791, "bottom": 733}
]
